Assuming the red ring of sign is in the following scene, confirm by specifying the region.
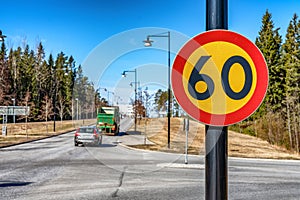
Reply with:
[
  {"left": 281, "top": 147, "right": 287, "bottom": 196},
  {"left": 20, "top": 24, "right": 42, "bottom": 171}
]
[{"left": 172, "top": 30, "right": 268, "bottom": 126}]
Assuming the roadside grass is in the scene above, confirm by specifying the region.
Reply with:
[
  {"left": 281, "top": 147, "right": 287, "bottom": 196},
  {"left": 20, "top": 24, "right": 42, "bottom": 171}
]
[
  {"left": 129, "top": 117, "right": 300, "bottom": 160},
  {"left": 1, "top": 117, "right": 299, "bottom": 160},
  {"left": 0, "top": 119, "right": 96, "bottom": 147}
]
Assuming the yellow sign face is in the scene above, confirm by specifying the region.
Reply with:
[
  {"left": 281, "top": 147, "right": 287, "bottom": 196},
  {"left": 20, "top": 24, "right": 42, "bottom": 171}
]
[{"left": 182, "top": 41, "right": 257, "bottom": 115}]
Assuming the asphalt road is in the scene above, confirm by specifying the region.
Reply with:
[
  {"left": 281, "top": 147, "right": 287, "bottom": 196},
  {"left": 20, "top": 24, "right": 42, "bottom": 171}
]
[{"left": 0, "top": 118, "right": 300, "bottom": 200}]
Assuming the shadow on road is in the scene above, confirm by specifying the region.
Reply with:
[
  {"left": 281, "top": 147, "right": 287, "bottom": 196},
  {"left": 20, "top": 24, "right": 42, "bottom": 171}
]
[
  {"left": 99, "top": 144, "right": 117, "bottom": 148},
  {"left": 81, "top": 143, "right": 117, "bottom": 148},
  {"left": 0, "top": 181, "right": 33, "bottom": 187},
  {"left": 0, "top": 146, "right": 56, "bottom": 152},
  {"left": 115, "top": 132, "right": 128, "bottom": 136},
  {"left": 125, "top": 131, "right": 142, "bottom": 135},
  {"left": 104, "top": 131, "right": 142, "bottom": 136}
]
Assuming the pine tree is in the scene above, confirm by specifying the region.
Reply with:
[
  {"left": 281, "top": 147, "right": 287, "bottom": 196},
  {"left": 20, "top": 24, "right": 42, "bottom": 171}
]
[
  {"left": 48, "top": 54, "right": 55, "bottom": 120},
  {"left": 64, "top": 56, "right": 76, "bottom": 119},
  {"left": 254, "top": 10, "right": 284, "bottom": 144},
  {"left": 0, "top": 42, "right": 12, "bottom": 105},
  {"left": 7, "top": 49, "right": 16, "bottom": 97},
  {"left": 72, "top": 65, "right": 96, "bottom": 119},
  {"left": 33, "top": 42, "right": 45, "bottom": 108},
  {"left": 12, "top": 47, "right": 23, "bottom": 103},
  {"left": 282, "top": 14, "right": 300, "bottom": 151},
  {"left": 54, "top": 52, "right": 68, "bottom": 120},
  {"left": 73, "top": 65, "right": 84, "bottom": 119},
  {"left": 20, "top": 45, "right": 35, "bottom": 99},
  {"left": 255, "top": 10, "right": 284, "bottom": 112}
]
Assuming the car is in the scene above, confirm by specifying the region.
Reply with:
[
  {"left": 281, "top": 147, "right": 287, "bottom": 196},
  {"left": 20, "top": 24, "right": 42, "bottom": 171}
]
[{"left": 74, "top": 126, "right": 102, "bottom": 146}]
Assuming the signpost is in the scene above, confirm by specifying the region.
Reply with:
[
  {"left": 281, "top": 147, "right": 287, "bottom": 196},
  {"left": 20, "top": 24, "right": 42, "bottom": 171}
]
[
  {"left": 184, "top": 118, "right": 189, "bottom": 164},
  {"left": 0, "top": 106, "right": 30, "bottom": 136},
  {"left": 2, "top": 126, "right": 6, "bottom": 136},
  {"left": 171, "top": 0, "right": 268, "bottom": 199},
  {"left": 0, "top": 106, "right": 30, "bottom": 116}
]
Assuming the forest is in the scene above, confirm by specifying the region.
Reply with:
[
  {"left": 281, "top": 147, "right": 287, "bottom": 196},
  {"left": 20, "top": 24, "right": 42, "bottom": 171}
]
[
  {"left": 0, "top": 41, "right": 105, "bottom": 124},
  {"left": 0, "top": 10, "right": 299, "bottom": 153},
  {"left": 237, "top": 11, "right": 300, "bottom": 153}
]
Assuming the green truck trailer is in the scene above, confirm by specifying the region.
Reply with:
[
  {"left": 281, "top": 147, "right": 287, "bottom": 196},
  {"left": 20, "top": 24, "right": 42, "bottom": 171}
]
[{"left": 96, "top": 106, "right": 120, "bottom": 135}]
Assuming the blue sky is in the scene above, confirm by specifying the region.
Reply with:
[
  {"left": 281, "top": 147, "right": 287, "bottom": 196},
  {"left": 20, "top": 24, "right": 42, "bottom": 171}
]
[{"left": 1, "top": 0, "right": 300, "bottom": 105}]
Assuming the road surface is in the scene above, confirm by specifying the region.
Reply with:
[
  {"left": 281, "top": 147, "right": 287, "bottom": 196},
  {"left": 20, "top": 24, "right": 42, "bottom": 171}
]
[{"left": 0, "top": 118, "right": 300, "bottom": 199}]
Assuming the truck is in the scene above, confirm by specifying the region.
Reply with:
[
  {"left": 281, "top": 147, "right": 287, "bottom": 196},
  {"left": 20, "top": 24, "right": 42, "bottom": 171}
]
[{"left": 96, "top": 106, "right": 120, "bottom": 136}]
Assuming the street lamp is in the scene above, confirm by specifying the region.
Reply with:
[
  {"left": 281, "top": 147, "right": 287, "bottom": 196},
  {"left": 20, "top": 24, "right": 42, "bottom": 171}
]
[
  {"left": 122, "top": 69, "right": 137, "bottom": 132},
  {"left": 75, "top": 98, "right": 79, "bottom": 121},
  {"left": 11, "top": 98, "right": 15, "bottom": 123},
  {"left": 144, "top": 31, "right": 171, "bottom": 148},
  {"left": 1, "top": 31, "right": 7, "bottom": 128}
]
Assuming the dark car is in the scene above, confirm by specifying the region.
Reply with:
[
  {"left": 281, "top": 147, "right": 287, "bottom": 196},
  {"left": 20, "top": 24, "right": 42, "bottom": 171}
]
[{"left": 74, "top": 126, "right": 102, "bottom": 146}]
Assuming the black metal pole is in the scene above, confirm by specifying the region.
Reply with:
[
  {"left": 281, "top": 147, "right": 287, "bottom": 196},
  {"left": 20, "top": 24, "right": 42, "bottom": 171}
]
[
  {"left": 167, "top": 31, "right": 171, "bottom": 148},
  {"left": 53, "top": 68, "right": 56, "bottom": 132},
  {"left": 143, "top": 32, "right": 171, "bottom": 147},
  {"left": 205, "top": 126, "right": 228, "bottom": 199},
  {"left": 206, "top": 0, "right": 228, "bottom": 30},
  {"left": 205, "top": 0, "right": 228, "bottom": 200}
]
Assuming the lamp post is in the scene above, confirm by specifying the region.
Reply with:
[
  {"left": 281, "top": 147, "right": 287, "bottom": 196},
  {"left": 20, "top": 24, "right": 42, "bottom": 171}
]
[
  {"left": 72, "top": 98, "right": 74, "bottom": 126},
  {"left": 122, "top": 69, "right": 137, "bottom": 132},
  {"left": 75, "top": 98, "right": 79, "bottom": 121},
  {"left": 0, "top": 30, "right": 6, "bottom": 134},
  {"left": 144, "top": 31, "right": 171, "bottom": 148},
  {"left": 11, "top": 98, "right": 15, "bottom": 123},
  {"left": 53, "top": 70, "right": 57, "bottom": 132}
]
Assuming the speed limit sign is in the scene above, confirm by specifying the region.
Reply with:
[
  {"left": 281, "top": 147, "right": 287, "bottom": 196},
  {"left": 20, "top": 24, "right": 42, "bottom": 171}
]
[{"left": 172, "top": 30, "right": 268, "bottom": 126}]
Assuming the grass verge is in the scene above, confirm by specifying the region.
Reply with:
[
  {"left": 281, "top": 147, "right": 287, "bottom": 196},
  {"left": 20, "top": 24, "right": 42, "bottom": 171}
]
[{"left": 128, "top": 118, "right": 300, "bottom": 160}]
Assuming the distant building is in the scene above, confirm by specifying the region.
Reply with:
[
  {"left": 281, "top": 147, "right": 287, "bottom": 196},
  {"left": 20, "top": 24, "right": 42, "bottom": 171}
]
[{"left": 118, "top": 104, "right": 133, "bottom": 117}]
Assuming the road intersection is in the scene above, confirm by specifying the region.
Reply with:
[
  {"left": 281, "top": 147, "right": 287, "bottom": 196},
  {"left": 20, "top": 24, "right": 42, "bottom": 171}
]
[{"left": 0, "top": 118, "right": 299, "bottom": 199}]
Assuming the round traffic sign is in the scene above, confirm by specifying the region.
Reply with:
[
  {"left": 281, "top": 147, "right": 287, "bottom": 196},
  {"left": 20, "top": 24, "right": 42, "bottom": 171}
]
[{"left": 172, "top": 30, "right": 268, "bottom": 126}]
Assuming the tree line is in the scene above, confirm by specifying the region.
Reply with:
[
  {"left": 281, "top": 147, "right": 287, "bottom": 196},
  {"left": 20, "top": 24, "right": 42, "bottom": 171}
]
[
  {"left": 0, "top": 41, "right": 107, "bottom": 123},
  {"left": 229, "top": 10, "right": 300, "bottom": 153}
]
